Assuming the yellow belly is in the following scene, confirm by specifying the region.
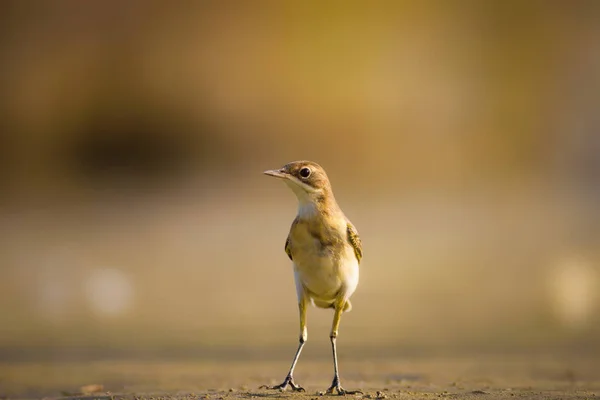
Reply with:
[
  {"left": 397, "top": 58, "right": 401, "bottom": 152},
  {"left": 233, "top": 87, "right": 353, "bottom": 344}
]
[
  {"left": 289, "top": 216, "right": 360, "bottom": 306},
  {"left": 293, "top": 252, "right": 342, "bottom": 301},
  {"left": 292, "top": 242, "right": 359, "bottom": 306}
]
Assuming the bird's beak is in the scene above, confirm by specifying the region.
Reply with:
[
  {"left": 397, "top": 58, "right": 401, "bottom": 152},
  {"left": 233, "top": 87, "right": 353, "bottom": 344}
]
[{"left": 263, "top": 169, "right": 288, "bottom": 179}]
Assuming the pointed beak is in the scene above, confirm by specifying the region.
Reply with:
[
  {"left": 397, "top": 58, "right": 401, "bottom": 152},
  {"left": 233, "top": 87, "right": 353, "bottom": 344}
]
[{"left": 263, "top": 169, "right": 288, "bottom": 179}]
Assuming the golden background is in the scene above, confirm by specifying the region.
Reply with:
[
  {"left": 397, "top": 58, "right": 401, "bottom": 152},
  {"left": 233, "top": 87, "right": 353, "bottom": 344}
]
[{"left": 0, "top": 1, "right": 599, "bottom": 365}]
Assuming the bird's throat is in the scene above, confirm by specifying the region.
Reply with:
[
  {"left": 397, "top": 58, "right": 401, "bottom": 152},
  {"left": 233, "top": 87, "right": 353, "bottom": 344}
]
[
  {"left": 297, "top": 198, "right": 320, "bottom": 219},
  {"left": 283, "top": 179, "right": 340, "bottom": 220}
]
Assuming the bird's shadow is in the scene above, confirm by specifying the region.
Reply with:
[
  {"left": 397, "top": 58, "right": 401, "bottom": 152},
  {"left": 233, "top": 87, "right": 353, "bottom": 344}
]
[
  {"left": 244, "top": 388, "right": 357, "bottom": 398},
  {"left": 240, "top": 392, "right": 299, "bottom": 398}
]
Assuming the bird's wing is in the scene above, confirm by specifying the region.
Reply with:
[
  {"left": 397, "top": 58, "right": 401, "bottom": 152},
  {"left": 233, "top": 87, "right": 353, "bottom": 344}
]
[
  {"left": 346, "top": 221, "right": 362, "bottom": 264},
  {"left": 284, "top": 235, "right": 293, "bottom": 261},
  {"left": 284, "top": 217, "right": 299, "bottom": 261}
]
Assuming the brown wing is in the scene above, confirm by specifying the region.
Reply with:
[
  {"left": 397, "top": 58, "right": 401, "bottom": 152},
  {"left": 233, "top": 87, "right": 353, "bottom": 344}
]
[
  {"left": 347, "top": 222, "right": 362, "bottom": 263},
  {"left": 284, "top": 217, "right": 299, "bottom": 261},
  {"left": 284, "top": 235, "right": 293, "bottom": 261}
]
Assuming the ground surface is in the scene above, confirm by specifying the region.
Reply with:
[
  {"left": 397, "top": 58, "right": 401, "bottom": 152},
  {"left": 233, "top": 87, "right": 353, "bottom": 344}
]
[{"left": 1, "top": 354, "right": 599, "bottom": 400}]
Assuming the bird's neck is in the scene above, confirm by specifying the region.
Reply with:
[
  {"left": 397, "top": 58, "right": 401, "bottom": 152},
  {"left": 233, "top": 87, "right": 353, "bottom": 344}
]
[{"left": 295, "top": 189, "right": 342, "bottom": 222}]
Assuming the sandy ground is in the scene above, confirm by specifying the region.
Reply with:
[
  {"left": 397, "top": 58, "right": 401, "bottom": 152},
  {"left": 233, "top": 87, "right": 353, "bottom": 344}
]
[{"left": 1, "top": 353, "right": 599, "bottom": 400}]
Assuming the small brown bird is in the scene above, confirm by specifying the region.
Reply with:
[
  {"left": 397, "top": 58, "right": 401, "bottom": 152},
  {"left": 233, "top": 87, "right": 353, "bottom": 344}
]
[{"left": 262, "top": 161, "right": 362, "bottom": 395}]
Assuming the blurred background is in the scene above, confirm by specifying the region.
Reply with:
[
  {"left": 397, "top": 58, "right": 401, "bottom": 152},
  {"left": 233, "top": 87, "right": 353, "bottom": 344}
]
[{"left": 0, "top": 0, "right": 599, "bottom": 364}]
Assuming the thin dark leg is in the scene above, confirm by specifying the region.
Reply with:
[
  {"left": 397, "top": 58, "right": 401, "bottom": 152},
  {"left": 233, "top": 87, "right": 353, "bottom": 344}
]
[
  {"left": 260, "top": 300, "right": 307, "bottom": 392},
  {"left": 324, "top": 304, "right": 362, "bottom": 396},
  {"left": 261, "top": 338, "right": 305, "bottom": 391}
]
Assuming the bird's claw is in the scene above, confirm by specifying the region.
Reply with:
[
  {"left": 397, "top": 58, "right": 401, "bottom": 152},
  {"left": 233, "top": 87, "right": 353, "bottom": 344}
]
[
  {"left": 261, "top": 375, "right": 305, "bottom": 392},
  {"left": 321, "top": 377, "right": 362, "bottom": 396}
]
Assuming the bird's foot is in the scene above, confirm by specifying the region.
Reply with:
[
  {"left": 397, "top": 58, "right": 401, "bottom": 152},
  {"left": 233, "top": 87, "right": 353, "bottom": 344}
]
[
  {"left": 320, "top": 377, "right": 363, "bottom": 396},
  {"left": 260, "top": 375, "right": 305, "bottom": 392}
]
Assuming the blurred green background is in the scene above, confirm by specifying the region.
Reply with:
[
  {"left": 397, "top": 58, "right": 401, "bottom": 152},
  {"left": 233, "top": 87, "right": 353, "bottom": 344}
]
[{"left": 0, "top": 1, "right": 599, "bottom": 362}]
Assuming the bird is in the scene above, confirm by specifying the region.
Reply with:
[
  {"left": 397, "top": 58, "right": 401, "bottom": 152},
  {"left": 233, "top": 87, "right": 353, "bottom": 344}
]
[{"left": 261, "top": 160, "right": 362, "bottom": 395}]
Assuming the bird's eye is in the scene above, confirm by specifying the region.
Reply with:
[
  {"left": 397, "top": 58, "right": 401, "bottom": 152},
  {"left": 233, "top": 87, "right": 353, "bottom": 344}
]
[{"left": 299, "top": 167, "right": 311, "bottom": 178}]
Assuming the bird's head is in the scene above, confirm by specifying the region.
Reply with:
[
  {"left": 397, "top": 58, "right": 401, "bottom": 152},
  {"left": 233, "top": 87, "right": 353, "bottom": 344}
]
[{"left": 264, "top": 161, "right": 333, "bottom": 204}]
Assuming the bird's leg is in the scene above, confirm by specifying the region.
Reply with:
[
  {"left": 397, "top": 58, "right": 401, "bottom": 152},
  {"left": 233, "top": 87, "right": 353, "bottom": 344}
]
[
  {"left": 262, "top": 299, "right": 307, "bottom": 392},
  {"left": 324, "top": 301, "right": 362, "bottom": 396}
]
